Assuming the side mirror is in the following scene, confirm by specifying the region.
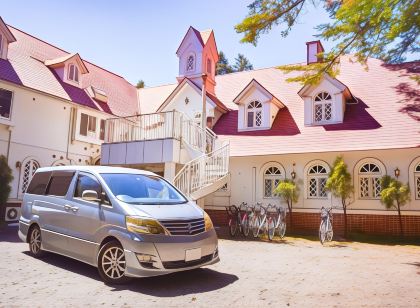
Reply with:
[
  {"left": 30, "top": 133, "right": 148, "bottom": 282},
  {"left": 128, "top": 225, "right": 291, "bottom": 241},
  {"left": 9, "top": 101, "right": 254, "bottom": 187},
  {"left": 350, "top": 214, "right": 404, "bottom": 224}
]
[{"left": 82, "top": 190, "right": 100, "bottom": 202}]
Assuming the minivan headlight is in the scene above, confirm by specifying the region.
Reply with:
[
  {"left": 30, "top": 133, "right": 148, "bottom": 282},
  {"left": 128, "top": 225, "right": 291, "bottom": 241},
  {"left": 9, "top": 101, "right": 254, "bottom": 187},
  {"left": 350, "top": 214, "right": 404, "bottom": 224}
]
[
  {"left": 204, "top": 212, "right": 213, "bottom": 231},
  {"left": 126, "top": 216, "right": 168, "bottom": 235}
]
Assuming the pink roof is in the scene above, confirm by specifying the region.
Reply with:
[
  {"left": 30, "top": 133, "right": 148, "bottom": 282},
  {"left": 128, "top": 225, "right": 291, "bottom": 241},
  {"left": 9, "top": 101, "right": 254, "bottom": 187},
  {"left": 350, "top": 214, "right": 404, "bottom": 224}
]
[
  {"left": 211, "top": 57, "right": 420, "bottom": 156},
  {"left": 0, "top": 25, "right": 138, "bottom": 116}
]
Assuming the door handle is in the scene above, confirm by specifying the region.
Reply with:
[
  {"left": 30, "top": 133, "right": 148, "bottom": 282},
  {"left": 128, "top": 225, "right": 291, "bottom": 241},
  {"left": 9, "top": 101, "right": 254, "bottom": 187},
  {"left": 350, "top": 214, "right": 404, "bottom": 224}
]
[
  {"left": 71, "top": 207, "right": 79, "bottom": 213},
  {"left": 64, "top": 205, "right": 72, "bottom": 211}
]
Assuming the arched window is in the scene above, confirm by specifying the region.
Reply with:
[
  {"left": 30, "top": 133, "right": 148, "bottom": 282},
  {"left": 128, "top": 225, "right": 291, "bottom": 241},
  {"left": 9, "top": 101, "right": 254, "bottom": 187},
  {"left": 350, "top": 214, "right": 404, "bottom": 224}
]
[
  {"left": 314, "top": 91, "right": 332, "bottom": 123},
  {"left": 21, "top": 159, "right": 40, "bottom": 194},
  {"left": 307, "top": 164, "right": 328, "bottom": 198},
  {"left": 264, "top": 166, "right": 282, "bottom": 198},
  {"left": 207, "top": 58, "right": 212, "bottom": 74},
  {"left": 247, "top": 101, "right": 263, "bottom": 128},
  {"left": 359, "top": 163, "right": 382, "bottom": 199},
  {"left": 68, "top": 64, "right": 79, "bottom": 83},
  {"left": 415, "top": 163, "right": 420, "bottom": 199},
  {"left": 186, "top": 54, "right": 195, "bottom": 72}
]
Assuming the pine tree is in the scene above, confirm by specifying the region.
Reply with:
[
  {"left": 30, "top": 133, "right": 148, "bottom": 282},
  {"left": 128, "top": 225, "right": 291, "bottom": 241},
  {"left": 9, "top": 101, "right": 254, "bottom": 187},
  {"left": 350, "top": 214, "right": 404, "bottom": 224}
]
[
  {"left": 233, "top": 54, "right": 254, "bottom": 72},
  {"left": 274, "top": 179, "right": 299, "bottom": 231},
  {"left": 136, "top": 80, "right": 145, "bottom": 89},
  {"left": 0, "top": 155, "right": 13, "bottom": 206},
  {"left": 216, "top": 51, "right": 233, "bottom": 75}
]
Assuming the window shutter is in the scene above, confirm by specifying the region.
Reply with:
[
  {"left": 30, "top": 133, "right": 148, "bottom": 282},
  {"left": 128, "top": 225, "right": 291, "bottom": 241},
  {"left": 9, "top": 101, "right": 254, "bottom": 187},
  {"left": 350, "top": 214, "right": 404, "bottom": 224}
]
[
  {"left": 100, "top": 119, "right": 105, "bottom": 140},
  {"left": 80, "top": 113, "right": 88, "bottom": 136}
]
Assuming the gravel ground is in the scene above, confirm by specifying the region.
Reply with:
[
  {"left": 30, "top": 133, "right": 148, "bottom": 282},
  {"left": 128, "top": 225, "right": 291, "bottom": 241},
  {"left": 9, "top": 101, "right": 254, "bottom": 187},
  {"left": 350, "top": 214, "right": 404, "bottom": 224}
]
[{"left": 0, "top": 226, "right": 419, "bottom": 307}]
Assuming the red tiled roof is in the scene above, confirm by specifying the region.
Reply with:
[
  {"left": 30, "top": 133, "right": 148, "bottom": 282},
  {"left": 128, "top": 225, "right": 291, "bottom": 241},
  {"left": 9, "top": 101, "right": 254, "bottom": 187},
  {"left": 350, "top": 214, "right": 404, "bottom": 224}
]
[
  {"left": 0, "top": 25, "right": 138, "bottom": 116},
  {"left": 212, "top": 57, "right": 420, "bottom": 156}
]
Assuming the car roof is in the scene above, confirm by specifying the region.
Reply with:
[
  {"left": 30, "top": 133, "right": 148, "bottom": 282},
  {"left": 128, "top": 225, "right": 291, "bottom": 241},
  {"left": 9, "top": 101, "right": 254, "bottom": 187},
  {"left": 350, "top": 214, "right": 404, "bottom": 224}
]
[{"left": 35, "top": 165, "right": 158, "bottom": 176}]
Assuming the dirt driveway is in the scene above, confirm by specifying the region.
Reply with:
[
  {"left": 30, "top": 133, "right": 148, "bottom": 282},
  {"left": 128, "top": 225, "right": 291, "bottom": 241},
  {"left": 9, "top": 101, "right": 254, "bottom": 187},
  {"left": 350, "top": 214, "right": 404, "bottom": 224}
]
[{"left": 0, "top": 226, "right": 419, "bottom": 307}]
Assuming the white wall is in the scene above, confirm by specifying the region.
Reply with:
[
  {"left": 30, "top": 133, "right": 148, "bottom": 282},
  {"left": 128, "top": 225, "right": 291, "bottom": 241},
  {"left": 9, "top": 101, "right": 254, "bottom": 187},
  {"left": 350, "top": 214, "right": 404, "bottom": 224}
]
[
  {"left": 0, "top": 81, "right": 109, "bottom": 200},
  {"left": 205, "top": 147, "right": 420, "bottom": 215}
]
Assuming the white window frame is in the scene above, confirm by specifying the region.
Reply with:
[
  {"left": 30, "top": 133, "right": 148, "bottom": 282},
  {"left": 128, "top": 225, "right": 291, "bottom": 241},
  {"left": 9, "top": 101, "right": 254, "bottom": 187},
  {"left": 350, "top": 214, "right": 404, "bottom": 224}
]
[
  {"left": 358, "top": 162, "right": 382, "bottom": 199},
  {"left": 263, "top": 166, "right": 283, "bottom": 198},
  {"left": 0, "top": 87, "right": 13, "bottom": 121},
  {"left": 186, "top": 53, "right": 195, "bottom": 72},
  {"left": 68, "top": 63, "right": 80, "bottom": 84},
  {"left": 307, "top": 164, "right": 328, "bottom": 199},
  {"left": 313, "top": 91, "right": 333, "bottom": 123},
  {"left": 415, "top": 163, "right": 420, "bottom": 200},
  {"left": 247, "top": 100, "right": 263, "bottom": 128}
]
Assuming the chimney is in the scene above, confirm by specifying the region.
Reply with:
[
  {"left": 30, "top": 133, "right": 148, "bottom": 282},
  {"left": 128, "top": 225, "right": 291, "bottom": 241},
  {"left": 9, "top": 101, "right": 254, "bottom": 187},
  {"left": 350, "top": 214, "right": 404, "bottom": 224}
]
[{"left": 306, "top": 40, "right": 324, "bottom": 64}]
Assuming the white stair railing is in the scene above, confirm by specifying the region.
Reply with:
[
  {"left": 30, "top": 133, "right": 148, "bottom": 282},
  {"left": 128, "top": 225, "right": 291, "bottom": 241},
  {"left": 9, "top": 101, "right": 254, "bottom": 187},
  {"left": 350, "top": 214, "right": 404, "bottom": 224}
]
[{"left": 174, "top": 143, "right": 229, "bottom": 198}]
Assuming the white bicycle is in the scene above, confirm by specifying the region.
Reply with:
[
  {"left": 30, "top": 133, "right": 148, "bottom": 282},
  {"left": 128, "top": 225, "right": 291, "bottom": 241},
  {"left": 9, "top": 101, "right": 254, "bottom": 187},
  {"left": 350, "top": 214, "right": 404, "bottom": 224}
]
[{"left": 319, "top": 206, "right": 333, "bottom": 245}]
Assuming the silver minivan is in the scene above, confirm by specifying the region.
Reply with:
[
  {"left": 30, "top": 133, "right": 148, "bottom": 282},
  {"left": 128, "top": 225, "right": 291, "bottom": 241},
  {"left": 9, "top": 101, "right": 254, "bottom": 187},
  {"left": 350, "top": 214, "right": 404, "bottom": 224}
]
[{"left": 18, "top": 166, "right": 219, "bottom": 284}]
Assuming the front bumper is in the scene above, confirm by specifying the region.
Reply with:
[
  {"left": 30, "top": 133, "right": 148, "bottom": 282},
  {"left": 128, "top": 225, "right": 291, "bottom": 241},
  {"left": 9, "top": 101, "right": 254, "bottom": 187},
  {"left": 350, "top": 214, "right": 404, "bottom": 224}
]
[{"left": 123, "top": 228, "right": 219, "bottom": 278}]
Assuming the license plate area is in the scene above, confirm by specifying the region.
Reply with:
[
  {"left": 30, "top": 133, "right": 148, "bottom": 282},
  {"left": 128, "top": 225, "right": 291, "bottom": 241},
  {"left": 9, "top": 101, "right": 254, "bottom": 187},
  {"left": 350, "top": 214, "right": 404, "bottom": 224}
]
[{"left": 185, "top": 248, "right": 202, "bottom": 262}]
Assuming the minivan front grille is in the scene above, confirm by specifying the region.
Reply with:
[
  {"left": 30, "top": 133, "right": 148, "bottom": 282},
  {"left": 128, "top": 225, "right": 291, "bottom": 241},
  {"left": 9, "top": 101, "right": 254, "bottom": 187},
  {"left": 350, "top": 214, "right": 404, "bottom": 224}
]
[
  {"left": 159, "top": 218, "right": 205, "bottom": 235},
  {"left": 162, "top": 254, "right": 213, "bottom": 269}
]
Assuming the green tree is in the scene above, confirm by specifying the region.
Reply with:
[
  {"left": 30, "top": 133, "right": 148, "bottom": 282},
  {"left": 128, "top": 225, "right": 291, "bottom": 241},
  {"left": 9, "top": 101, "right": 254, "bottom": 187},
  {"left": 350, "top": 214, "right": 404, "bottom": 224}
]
[
  {"left": 325, "top": 156, "right": 354, "bottom": 238},
  {"left": 380, "top": 175, "right": 411, "bottom": 237},
  {"left": 216, "top": 51, "right": 234, "bottom": 75},
  {"left": 136, "top": 80, "right": 145, "bottom": 89},
  {"left": 274, "top": 179, "right": 299, "bottom": 231},
  {"left": 0, "top": 155, "right": 13, "bottom": 205},
  {"left": 233, "top": 53, "right": 254, "bottom": 72},
  {"left": 236, "top": 0, "right": 419, "bottom": 85}
]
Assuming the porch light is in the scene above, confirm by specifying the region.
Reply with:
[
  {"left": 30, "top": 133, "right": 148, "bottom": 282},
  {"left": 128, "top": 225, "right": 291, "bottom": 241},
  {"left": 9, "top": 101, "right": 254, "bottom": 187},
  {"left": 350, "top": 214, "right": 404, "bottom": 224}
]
[
  {"left": 394, "top": 167, "right": 400, "bottom": 178},
  {"left": 291, "top": 170, "right": 296, "bottom": 180}
]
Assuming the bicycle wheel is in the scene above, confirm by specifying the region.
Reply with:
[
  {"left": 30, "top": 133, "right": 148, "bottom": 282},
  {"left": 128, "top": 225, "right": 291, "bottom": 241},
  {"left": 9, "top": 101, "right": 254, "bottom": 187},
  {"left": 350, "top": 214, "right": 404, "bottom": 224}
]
[
  {"left": 326, "top": 219, "right": 333, "bottom": 242},
  {"left": 278, "top": 221, "right": 286, "bottom": 239},
  {"left": 251, "top": 216, "right": 261, "bottom": 238},
  {"left": 319, "top": 220, "right": 327, "bottom": 245},
  {"left": 229, "top": 217, "right": 238, "bottom": 237},
  {"left": 242, "top": 214, "right": 250, "bottom": 237},
  {"left": 267, "top": 217, "right": 276, "bottom": 241}
]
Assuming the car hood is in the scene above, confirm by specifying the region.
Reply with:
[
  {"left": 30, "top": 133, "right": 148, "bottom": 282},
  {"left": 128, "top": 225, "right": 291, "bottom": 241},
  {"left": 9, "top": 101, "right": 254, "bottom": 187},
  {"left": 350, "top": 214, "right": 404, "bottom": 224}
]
[{"left": 120, "top": 201, "right": 204, "bottom": 220}]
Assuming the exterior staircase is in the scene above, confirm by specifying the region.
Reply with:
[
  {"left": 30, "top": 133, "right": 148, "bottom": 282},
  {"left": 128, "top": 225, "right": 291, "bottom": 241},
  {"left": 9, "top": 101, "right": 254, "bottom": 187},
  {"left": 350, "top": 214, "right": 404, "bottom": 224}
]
[{"left": 174, "top": 143, "right": 230, "bottom": 200}]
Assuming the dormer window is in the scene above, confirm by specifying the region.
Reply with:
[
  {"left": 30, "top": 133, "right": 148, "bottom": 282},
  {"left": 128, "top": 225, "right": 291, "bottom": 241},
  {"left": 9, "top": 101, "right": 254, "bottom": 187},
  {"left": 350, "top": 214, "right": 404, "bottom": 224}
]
[
  {"left": 314, "top": 91, "right": 332, "bottom": 123},
  {"left": 68, "top": 64, "right": 79, "bottom": 83},
  {"left": 186, "top": 54, "right": 195, "bottom": 72},
  {"left": 247, "top": 100, "right": 263, "bottom": 128}
]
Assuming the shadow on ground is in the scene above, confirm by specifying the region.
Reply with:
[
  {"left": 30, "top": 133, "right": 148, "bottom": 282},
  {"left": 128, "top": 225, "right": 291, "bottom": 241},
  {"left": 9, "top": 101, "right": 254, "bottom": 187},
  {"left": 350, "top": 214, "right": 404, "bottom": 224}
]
[{"left": 0, "top": 225, "right": 21, "bottom": 243}]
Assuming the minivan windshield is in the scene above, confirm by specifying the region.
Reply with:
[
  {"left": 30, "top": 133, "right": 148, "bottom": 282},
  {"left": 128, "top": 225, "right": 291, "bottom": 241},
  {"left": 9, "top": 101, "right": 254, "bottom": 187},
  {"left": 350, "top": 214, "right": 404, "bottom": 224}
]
[{"left": 100, "top": 173, "right": 188, "bottom": 205}]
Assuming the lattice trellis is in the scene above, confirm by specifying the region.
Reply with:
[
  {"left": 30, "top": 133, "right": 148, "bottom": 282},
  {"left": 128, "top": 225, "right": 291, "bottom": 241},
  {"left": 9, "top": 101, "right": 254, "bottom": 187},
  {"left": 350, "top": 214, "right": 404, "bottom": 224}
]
[
  {"left": 373, "top": 177, "right": 381, "bottom": 198},
  {"left": 264, "top": 179, "right": 273, "bottom": 197},
  {"left": 325, "top": 103, "right": 332, "bottom": 120},
  {"left": 319, "top": 178, "right": 327, "bottom": 197},
  {"left": 309, "top": 178, "right": 317, "bottom": 197},
  {"left": 255, "top": 111, "right": 262, "bottom": 126},
  {"left": 21, "top": 160, "right": 39, "bottom": 194},
  {"left": 360, "top": 177, "right": 369, "bottom": 198},
  {"left": 417, "top": 177, "right": 420, "bottom": 199},
  {"left": 314, "top": 104, "right": 323, "bottom": 122},
  {"left": 186, "top": 55, "right": 194, "bottom": 71}
]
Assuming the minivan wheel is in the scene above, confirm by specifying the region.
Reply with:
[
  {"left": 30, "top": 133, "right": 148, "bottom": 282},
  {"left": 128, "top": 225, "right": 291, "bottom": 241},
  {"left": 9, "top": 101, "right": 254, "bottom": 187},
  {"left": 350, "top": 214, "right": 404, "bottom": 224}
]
[
  {"left": 29, "top": 225, "right": 45, "bottom": 258},
  {"left": 98, "top": 241, "right": 131, "bottom": 284}
]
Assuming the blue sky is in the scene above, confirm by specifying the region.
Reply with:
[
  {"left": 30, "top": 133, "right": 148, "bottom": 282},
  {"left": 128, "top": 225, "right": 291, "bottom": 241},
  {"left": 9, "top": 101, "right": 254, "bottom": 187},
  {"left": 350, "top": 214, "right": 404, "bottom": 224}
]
[{"left": 4, "top": 1, "right": 342, "bottom": 86}]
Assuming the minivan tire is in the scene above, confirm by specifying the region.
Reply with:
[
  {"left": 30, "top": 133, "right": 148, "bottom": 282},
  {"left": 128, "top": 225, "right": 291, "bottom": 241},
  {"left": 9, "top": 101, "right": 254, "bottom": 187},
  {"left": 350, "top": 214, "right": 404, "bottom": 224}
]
[
  {"left": 28, "top": 225, "right": 45, "bottom": 258},
  {"left": 98, "top": 240, "right": 131, "bottom": 284}
]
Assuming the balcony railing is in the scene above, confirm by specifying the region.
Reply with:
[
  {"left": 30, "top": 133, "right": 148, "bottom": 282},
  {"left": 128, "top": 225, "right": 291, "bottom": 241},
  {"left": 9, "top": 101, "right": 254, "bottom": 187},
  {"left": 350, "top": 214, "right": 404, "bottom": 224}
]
[{"left": 104, "top": 110, "right": 216, "bottom": 152}]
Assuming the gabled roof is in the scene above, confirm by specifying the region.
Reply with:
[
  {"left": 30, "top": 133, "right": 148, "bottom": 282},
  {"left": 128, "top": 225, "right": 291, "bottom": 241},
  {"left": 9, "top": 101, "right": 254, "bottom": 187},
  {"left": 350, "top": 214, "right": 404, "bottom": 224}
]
[
  {"left": 44, "top": 53, "right": 89, "bottom": 74},
  {"left": 298, "top": 73, "right": 354, "bottom": 100},
  {"left": 0, "top": 24, "right": 138, "bottom": 116},
  {"left": 0, "top": 17, "right": 16, "bottom": 43},
  {"left": 157, "top": 77, "right": 228, "bottom": 113},
  {"left": 176, "top": 26, "right": 215, "bottom": 56},
  {"left": 233, "top": 78, "right": 284, "bottom": 108}
]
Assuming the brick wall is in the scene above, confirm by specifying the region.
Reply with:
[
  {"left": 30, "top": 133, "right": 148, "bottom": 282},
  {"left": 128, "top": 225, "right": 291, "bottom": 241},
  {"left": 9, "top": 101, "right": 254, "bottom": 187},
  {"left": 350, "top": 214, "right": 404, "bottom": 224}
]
[{"left": 206, "top": 209, "right": 420, "bottom": 237}]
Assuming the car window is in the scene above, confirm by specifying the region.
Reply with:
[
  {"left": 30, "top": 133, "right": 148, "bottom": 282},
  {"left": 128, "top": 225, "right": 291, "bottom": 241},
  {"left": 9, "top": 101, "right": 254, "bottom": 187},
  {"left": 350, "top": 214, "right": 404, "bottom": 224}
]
[
  {"left": 26, "top": 171, "right": 52, "bottom": 195},
  {"left": 74, "top": 173, "right": 102, "bottom": 198},
  {"left": 46, "top": 171, "right": 75, "bottom": 197}
]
